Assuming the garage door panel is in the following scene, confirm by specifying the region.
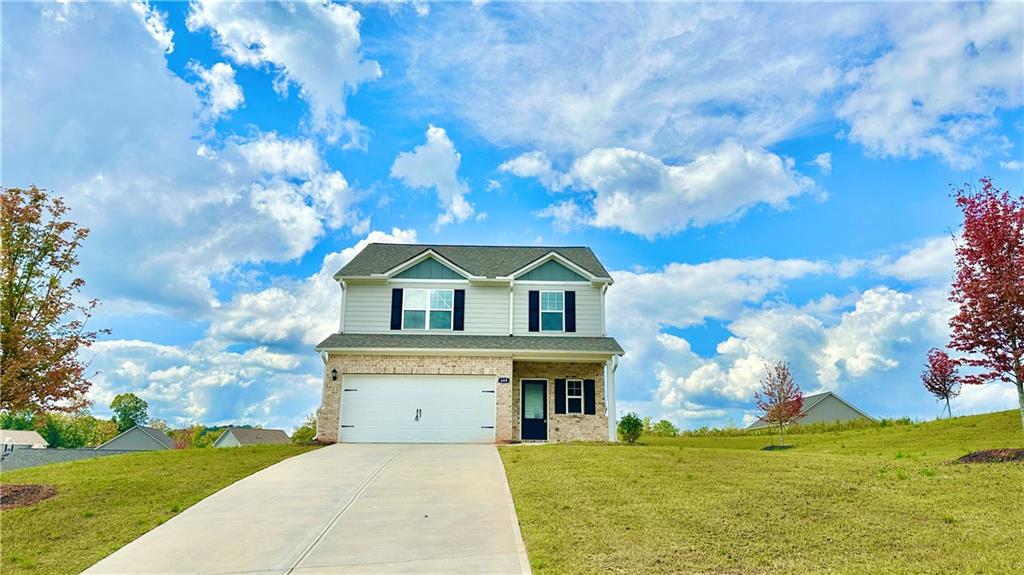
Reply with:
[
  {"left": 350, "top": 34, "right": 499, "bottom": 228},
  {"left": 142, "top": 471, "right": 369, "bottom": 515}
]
[{"left": 340, "top": 375, "right": 496, "bottom": 443}]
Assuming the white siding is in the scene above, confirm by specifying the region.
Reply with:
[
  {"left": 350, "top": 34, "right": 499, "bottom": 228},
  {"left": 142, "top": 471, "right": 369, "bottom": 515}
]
[
  {"left": 344, "top": 281, "right": 509, "bottom": 335},
  {"left": 512, "top": 283, "right": 602, "bottom": 336}
]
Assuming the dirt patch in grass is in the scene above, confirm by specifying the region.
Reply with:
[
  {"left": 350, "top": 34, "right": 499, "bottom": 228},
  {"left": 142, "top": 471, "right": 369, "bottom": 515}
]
[
  {"left": 956, "top": 448, "right": 1024, "bottom": 464},
  {"left": 1, "top": 484, "right": 57, "bottom": 510}
]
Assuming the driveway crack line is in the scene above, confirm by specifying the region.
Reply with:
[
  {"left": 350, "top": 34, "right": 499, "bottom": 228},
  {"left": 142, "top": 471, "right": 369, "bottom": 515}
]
[{"left": 284, "top": 446, "right": 408, "bottom": 575}]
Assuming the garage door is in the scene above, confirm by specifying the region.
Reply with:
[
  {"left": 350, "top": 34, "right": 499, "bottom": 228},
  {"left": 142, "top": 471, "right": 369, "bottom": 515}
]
[{"left": 339, "top": 375, "right": 496, "bottom": 443}]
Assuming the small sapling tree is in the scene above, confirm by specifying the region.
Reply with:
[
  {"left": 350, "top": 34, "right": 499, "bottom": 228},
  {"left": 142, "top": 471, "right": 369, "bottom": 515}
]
[
  {"left": 922, "top": 348, "right": 961, "bottom": 418},
  {"left": 754, "top": 361, "right": 803, "bottom": 447}
]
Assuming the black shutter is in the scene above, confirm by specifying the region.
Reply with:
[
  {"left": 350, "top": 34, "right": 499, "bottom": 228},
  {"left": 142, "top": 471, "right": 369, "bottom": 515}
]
[
  {"left": 528, "top": 290, "right": 540, "bottom": 332},
  {"left": 390, "top": 288, "right": 403, "bottom": 330},
  {"left": 554, "top": 379, "right": 566, "bottom": 414},
  {"left": 453, "top": 289, "right": 465, "bottom": 331},
  {"left": 564, "top": 291, "right": 576, "bottom": 332},
  {"left": 583, "top": 379, "right": 596, "bottom": 415}
]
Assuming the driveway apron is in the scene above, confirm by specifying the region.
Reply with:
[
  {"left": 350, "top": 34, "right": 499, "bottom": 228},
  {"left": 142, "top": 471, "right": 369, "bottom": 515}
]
[{"left": 83, "top": 444, "right": 531, "bottom": 575}]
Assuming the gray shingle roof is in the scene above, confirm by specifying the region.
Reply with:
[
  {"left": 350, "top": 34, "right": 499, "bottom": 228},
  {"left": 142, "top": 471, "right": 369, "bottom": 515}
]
[
  {"left": 316, "top": 333, "right": 624, "bottom": 355},
  {"left": 335, "top": 244, "right": 611, "bottom": 279},
  {"left": 221, "top": 428, "right": 290, "bottom": 445},
  {"left": 138, "top": 426, "right": 175, "bottom": 449}
]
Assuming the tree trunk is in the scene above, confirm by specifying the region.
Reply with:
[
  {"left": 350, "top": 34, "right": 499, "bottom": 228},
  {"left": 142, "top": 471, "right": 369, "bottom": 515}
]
[
  {"left": 945, "top": 397, "right": 952, "bottom": 419},
  {"left": 1017, "top": 380, "right": 1024, "bottom": 432}
]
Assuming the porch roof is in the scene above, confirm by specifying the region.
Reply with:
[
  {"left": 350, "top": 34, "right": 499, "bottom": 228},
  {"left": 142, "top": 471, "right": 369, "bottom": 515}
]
[{"left": 315, "top": 333, "right": 624, "bottom": 356}]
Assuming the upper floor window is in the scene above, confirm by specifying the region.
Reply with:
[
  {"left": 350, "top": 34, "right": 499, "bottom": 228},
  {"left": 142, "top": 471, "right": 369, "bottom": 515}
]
[
  {"left": 566, "top": 379, "right": 583, "bottom": 414},
  {"left": 402, "top": 289, "right": 453, "bottom": 330},
  {"left": 540, "top": 291, "right": 564, "bottom": 331}
]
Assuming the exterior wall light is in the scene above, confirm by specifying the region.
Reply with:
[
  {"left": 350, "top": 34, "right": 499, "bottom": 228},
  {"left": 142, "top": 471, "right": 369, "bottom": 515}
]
[{"left": 331, "top": 368, "right": 338, "bottom": 381}]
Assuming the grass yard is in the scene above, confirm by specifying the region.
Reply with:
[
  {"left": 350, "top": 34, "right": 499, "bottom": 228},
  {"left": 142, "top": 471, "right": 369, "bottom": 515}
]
[
  {"left": 500, "top": 410, "right": 1024, "bottom": 574},
  {"left": 1, "top": 445, "right": 317, "bottom": 575}
]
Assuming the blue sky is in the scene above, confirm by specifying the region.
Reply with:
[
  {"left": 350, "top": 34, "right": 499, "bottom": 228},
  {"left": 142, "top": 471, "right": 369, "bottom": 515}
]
[{"left": 3, "top": 1, "right": 1022, "bottom": 431}]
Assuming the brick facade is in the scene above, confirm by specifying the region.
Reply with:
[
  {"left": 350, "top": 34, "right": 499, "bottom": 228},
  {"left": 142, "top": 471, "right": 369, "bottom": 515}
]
[
  {"left": 316, "top": 354, "right": 513, "bottom": 443},
  {"left": 511, "top": 361, "right": 608, "bottom": 442},
  {"left": 317, "top": 354, "right": 610, "bottom": 443}
]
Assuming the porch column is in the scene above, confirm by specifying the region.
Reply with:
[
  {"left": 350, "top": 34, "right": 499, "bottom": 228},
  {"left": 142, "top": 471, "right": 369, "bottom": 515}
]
[{"left": 606, "top": 356, "right": 618, "bottom": 441}]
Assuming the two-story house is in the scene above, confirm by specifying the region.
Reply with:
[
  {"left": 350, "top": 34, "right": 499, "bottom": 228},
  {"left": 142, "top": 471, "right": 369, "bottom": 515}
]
[{"left": 314, "top": 243, "right": 625, "bottom": 443}]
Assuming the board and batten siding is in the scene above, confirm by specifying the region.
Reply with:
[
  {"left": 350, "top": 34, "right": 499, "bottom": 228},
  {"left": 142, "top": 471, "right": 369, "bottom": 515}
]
[
  {"left": 343, "top": 281, "right": 508, "bottom": 334},
  {"left": 512, "top": 282, "right": 602, "bottom": 336}
]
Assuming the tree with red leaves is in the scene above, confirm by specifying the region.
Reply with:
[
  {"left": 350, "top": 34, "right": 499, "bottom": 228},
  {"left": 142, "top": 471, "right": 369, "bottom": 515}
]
[
  {"left": 754, "top": 361, "right": 804, "bottom": 447},
  {"left": 921, "top": 348, "right": 961, "bottom": 418},
  {"left": 1, "top": 186, "right": 108, "bottom": 414},
  {"left": 948, "top": 178, "right": 1024, "bottom": 431}
]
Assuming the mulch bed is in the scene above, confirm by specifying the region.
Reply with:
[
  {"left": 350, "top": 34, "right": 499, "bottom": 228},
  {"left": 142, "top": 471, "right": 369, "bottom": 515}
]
[
  {"left": 0, "top": 484, "right": 58, "bottom": 510},
  {"left": 956, "top": 448, "right": 1024, "bottom": 464}
]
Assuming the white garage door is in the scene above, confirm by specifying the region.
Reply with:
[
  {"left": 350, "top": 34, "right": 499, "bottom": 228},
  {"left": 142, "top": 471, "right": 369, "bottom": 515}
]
[{"left": 339, "top": 375, "right": 497, "bottom": 443}]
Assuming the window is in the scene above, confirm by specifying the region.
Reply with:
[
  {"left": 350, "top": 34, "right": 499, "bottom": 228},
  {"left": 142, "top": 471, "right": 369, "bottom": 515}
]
[
  {"left": 540, "top": 291, "right": 564, "bottom": 332},
  {"left": 402, "top": 289, "right": 453, "bottom": 330},
  {"left": 566, "top": 379, "right": 583, "bottom": 414}
]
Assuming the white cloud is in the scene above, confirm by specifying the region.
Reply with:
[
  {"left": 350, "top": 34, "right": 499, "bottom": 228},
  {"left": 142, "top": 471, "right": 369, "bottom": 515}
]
[
  {"left": 191, "top": 62, "right": 244, "bottom": 118},
  {"left": 499, "top": 151, "right": 571, "bottom": 191},
  {"left": 535, "top": 200, "right": 585, "bottom": 233},
  {"left": 239, "top": 132, "right": 322, "bottom": 178},
  {"left": 872, "top": 236, "right": 954, "bottom": 284},
  {"left": 1000, "top": 160, "right": 1023, "bottom": 171},
  {"left": 186, "top": 0, "right": 381, "bottom": 146},
  {"left": 130, "top": 1, "right": 173, "bottom": 54},
  {"left": 521, "top": 143, "right": 813, "bottom": 237},
  {"left": 838, "top": 3, "right": 1023, "bottom": 168},
  {"left": 210, "top": 228, "right": 417, "bottom": 348},
  {"left": 811, "top": 152, "right": 832, "bottom": 174},
  {"left": 390, "top": 125, "right": 475, "bottom": 228},
  {"left": 1, "top": 3, "right": 362, "bottom": 314}
]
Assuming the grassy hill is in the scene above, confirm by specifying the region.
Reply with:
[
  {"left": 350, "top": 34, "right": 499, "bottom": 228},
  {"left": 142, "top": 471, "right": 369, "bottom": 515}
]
[{"left": 500, "top": 410, "right": 1023, "bottom": 575}]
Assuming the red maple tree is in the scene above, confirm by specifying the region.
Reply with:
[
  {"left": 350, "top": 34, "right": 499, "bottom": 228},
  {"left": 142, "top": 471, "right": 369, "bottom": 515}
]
[
  {"left": 921, "top": 348, "right": 961, "bottom": 418},
  {"left": 754, "top": 361, "right": 804, "bottom": 447},
  {"left": 1, "top": 186, "right": 107, "bottom": 414},
  {"left": 948, "top": 178, "right": 1024, "bottom": 430}
]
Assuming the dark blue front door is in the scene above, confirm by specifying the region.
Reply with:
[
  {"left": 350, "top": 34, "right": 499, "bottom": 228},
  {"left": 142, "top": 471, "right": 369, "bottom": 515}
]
[{"left": 521, "top": 380, "right": 547, "bottom": 440}]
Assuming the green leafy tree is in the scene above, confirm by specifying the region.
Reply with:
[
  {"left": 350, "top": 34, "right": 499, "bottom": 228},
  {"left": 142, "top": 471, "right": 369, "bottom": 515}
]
[
  {"left": 110, "top": 393, "right": 148, "bottom": 432},
  {"left": 291, "top": 413, "right": 317, "bottom": 445},
  {"left": 617, "top": 412, "right": 643, "bottom": 443},
  {"left": 649, "top": 419, "right": 680, "bottom": 437},
  {"left": 641, "top": 416, "right": 653, "bottom": 434},
  {"left": 0, "top": 410, "right": 36, "bottom": 430}
]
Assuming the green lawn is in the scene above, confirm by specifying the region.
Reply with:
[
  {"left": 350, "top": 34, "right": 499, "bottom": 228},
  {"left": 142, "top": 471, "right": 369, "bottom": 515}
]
[
  {"left": 1, "top": 445, "right": 318, "bottom": 575},
  {"left": 500, "top": 410, "right": 1024, "bottom": 575}
]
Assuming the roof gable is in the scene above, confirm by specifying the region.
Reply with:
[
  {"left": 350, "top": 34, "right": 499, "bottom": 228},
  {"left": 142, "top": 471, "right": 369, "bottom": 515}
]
[
  {"left": 222, "top": 428, "right": 290, "bottom": 445},
  {"left": 97, "top": 425, "right": 173, "bottom": 450},
  {"left": 335, "top": 244, "right": 611, "bottom": 280},
  {"left": 518, "top": 259, "right": 588, "bottom": 282},
  {"left": 393, "top": 256, "right": 464, "bottom": 280}
]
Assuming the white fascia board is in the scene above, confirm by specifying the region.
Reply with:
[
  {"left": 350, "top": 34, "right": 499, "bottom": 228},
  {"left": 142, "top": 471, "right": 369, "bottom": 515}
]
[{"left": 316, "top": 347, "right": 618, "bottom": 361}]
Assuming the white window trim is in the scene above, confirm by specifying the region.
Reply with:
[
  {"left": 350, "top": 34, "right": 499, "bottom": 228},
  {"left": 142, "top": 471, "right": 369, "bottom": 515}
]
[
  {"left": 401, "top": 288, "right": 454, "bottom": 331},
  {"left": 565, "top": 378, "right": 584, "bottom": 415},
  {"left": 539, "top": 290, "right": 565, "bottom": 332}
]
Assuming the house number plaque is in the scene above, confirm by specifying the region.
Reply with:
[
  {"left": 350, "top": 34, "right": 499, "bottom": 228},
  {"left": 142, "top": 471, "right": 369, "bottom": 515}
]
[{"left": 497, "top": 377, "right": 511, "bottom": 384}]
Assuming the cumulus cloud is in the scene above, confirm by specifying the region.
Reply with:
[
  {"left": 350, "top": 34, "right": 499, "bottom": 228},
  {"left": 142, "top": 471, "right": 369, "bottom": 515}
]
[
  {"left": 810, "top": 152, "right": 832, "bottom": 174},
  {"left": 838, "top": 3, "right": 1023, "bottom": 168},
  {"left": 391, "top": 125, "right": 475, "bottom": 228},
  {"left": 516, "top": 143, "right": 813, "bottom": 237},
  {"left": 1, "top": 3, "right": 362, "bottom": 314},
  {"left": 872, "top": 236, "right": 955, "bottom": 284},
  {"left": 190, "top": 62, "right": 244, "bottom": 118},
  {"left": 130, "top": 0, "right": 174, "bottom": 53},
  {"left": 186, "top": 0, "right": 381, "bottom": 146},
  {"left": 1000, "top": 160, "right": 1022, "bottom": 171}
]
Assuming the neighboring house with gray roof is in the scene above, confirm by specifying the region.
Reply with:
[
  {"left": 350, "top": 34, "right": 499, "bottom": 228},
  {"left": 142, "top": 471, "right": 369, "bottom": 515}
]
[
  {"left": 1, "top": 429, "right": 49, "bottom": 448},
  {"left": 96, "top": 425, "right": 174, "bottom": 451},
  {"left": 213, "top": 428, "right": 290, "bottom": 447},
  {"left": 315, "top": 243, "right": 624, "bottom": 444},
  {"left": 746, "top": 391, "right": 875, "bottom": 430}
]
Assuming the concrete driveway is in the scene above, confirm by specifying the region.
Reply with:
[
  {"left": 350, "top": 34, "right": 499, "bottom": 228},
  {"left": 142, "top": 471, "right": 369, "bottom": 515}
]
[{"left": 84, "top": 445, "right": 531, "bottom": 574}]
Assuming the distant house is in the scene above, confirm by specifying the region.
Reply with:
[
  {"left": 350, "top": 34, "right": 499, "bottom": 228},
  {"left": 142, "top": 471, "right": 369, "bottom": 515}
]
[
  {"left": 96, "top": 425, "right": 174, "bottom": 451},
  {"left": 213, "top": 428, "right": 290, "bottom": 448},
  {"left": 1, "top": 429, "right": 49, "bottom": 449},
  {"left": 747, "top": 391, "right": 875, "bottom": 430}
]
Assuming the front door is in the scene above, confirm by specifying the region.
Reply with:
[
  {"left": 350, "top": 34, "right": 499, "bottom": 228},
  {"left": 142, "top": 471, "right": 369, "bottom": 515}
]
[{"left": 521, "top": 380, "right": 547, "bottom": 441}]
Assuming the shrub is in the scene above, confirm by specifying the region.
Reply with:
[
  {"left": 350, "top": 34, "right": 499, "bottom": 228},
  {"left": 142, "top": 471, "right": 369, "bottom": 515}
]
[
  {"left": 291, "top": 413, "right": 317, "bottom": 445},
  {"left": 617, "top": 412, "right": 643, "bottom": 443},
  {"left": 647, "top": 419, "right": 680, "bottom": 437}
]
